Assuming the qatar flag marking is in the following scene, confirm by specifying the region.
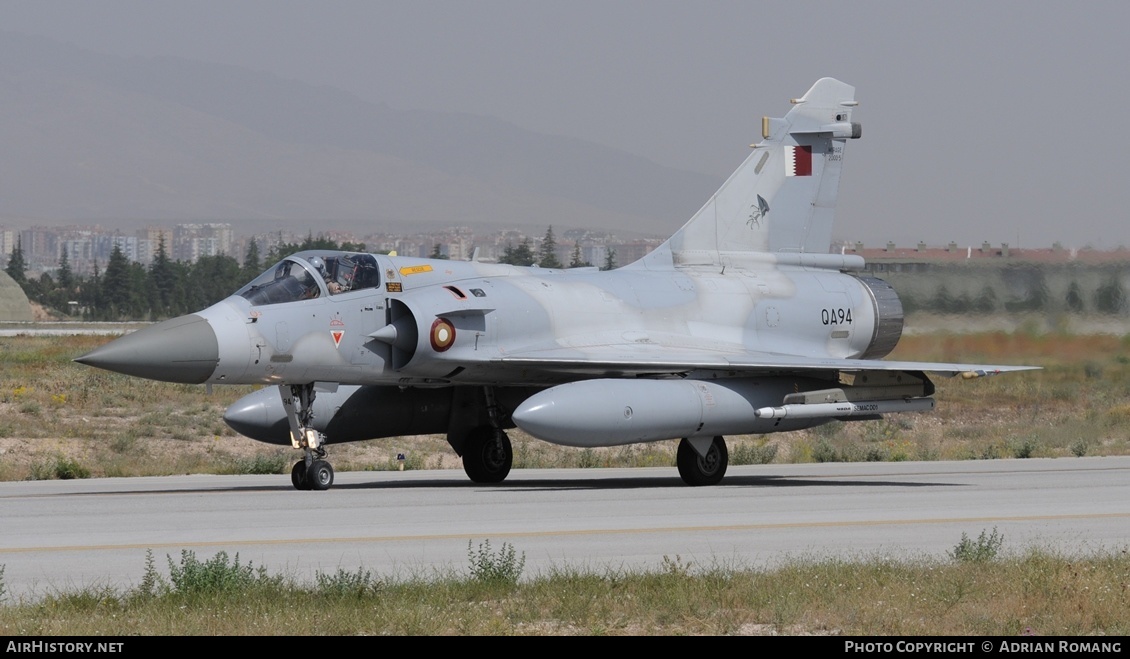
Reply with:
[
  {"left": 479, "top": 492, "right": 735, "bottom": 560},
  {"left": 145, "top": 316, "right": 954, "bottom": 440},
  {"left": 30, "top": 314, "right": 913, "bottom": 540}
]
[{"left": 785, "top": 145, "right": 812, "bottom": 176}]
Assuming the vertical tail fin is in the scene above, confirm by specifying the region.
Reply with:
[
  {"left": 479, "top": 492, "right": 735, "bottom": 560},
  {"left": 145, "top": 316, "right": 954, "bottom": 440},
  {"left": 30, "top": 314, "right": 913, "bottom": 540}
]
[{"left": 643, "top": 78, "right": 860, "bottom": 267}]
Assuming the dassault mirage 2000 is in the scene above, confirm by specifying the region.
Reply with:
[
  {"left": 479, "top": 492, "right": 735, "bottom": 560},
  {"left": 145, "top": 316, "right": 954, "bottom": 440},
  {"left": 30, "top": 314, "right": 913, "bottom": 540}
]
[{"left": 77, "top": 78, "right": 1036, "bottom": 490}]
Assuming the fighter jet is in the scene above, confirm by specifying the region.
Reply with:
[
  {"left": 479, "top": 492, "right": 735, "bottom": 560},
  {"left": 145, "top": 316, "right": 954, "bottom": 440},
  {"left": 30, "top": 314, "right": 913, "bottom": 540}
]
[{"left": 76, "top": 78, "right": 1035, "bottom": 490}]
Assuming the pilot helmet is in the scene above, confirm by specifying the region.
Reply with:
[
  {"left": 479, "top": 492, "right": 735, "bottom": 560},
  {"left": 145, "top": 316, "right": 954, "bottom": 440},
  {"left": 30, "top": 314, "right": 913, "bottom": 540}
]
[{"left": 307, "top": 256, "right": 326, "bottom": 274}]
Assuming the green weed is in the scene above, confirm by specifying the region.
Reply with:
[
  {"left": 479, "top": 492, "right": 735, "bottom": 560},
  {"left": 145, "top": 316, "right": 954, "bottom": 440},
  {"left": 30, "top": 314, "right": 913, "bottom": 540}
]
[
  {"left": 950, "top": 528, "right": 1004, "bottom": 563},
  {"left": 29, "top": 456, "right": 91, "bottom": 480},
  {"left": 812, "top": 439, "right": 842, "bottom": 463},
  {"left": 466, "top": 540, "right": 525, "bottom": 586},
  {"left": 659, "top": 554, "right": 693, "bottom": 577},
  {"left": 136, "top": 550, "right": 163, "bottom": 599},
  {"left": 314, "top": 567, "right": 382, "bottom": 598},
  {"left": 1011, "top": 437, "right": 1038, "bottom": 458},
  {"left": 164, "top": 550, "right": 283, "bottom": 596}
]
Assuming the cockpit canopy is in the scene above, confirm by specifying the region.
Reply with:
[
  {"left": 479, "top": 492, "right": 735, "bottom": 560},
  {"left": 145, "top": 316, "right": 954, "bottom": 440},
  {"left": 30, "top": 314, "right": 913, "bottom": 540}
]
[{"left": 237, "top": 252, "right": 381, "bottom": 306}]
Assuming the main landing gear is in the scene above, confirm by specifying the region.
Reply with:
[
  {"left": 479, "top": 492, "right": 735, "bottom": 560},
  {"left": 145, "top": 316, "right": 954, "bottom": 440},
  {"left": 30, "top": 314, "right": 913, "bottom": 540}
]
[
  {"left": 677, "top": 436, "right": 729, "bottom": 486},
  {"left": 461, "top": 386, "right": 513, "bottom": 483},
  {"left": 462, "top": 426, "right": 512, "bottom": 483},
  {"left": 281, "top": 383, "right": 335, "bottom": 491}
]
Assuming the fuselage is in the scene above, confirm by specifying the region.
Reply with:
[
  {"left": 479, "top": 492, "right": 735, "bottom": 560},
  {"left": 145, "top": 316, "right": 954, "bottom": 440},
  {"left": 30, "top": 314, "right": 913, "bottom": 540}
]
[{"left": 157, "top": 249, "right": 899, "bottom": 388}]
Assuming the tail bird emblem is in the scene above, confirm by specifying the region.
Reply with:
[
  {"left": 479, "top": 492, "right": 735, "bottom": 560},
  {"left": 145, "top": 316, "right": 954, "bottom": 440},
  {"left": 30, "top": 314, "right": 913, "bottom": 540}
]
[{"left": 747, "top": 194, "right": 770, "bottom": 229}]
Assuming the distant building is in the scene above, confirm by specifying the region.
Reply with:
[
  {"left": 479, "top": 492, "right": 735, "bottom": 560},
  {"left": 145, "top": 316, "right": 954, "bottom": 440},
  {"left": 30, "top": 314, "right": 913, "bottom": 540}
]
[
  {"left": 0, "top": 229, "right": 15, "bottom": 258},
  {"left": 174, "top": 223, "right": 234, "bottom": 261},
  {"left": 141, "top": 227, "right": 175, "bottom": 263},
  {"left": 610, "top": 239, "right": 662, "bottom": 265}
]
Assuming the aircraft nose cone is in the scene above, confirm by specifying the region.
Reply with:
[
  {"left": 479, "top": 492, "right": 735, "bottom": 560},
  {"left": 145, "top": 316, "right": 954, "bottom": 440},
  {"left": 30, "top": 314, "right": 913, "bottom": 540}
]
[{"left": 74, "top": 314, "right": 219, "bottom": 384}]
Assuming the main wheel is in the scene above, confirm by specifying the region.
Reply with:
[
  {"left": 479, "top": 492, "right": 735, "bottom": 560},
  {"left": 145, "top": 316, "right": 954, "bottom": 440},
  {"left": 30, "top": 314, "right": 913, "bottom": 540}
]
[
  {"left": 291, "top": 461, "right": 310, "bottom": 490},
  {"left": 676, "top": 436, "right": 728, "bottom": 486},
  {"left": 307, "top": 459, "right": 335, "bottom": 491},
  {"left": 462, "top": 427, "right": 512, "bottom": 483}
]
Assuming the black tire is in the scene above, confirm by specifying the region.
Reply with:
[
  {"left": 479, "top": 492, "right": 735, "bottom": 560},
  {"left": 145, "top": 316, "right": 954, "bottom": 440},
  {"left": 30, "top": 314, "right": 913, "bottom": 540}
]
[
  {"left": 291, "top": 461, "right": 310, "bottom": 490},
  {"left": 676, "top": 436, "right": 728, "bottom": 486},
  {"left": 462, "top": 427, "right": 512, "bottom": 483},
  {"left": 307, "top": 460, "right": 335, "bottom": 491}
]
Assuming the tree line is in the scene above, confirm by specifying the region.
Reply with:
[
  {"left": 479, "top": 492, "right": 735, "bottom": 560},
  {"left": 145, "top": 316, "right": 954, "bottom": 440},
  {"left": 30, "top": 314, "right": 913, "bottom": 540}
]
[
  {"left": 4, "top": 226, "right": 619, "bottom": 321},
  {"left": 4, "top": 234, "right": 364, "bottom": 321},
  {"left": 900, "top": 277, "right": 1128, "bottom": 315},
  {"left": 496, "top": 226, "right": 615, "bottom": 270}
]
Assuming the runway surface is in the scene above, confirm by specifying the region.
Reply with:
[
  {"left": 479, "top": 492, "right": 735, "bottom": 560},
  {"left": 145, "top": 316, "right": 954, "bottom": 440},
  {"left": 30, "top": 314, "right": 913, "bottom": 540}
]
[{"left": 2, "top": 457, "right": 1129, "bottom": 600}]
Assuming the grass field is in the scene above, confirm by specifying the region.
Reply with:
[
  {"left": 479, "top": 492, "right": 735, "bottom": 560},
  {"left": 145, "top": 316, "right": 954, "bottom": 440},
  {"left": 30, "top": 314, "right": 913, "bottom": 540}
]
[{"left": 1, "top": 540, "right": 1127, "bottom": 635}]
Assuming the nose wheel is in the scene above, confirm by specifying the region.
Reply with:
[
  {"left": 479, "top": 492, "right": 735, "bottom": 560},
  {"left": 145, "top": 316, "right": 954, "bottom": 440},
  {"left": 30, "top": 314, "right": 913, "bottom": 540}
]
[{"left": 291, "top": 459, "right": 335, "bottom": 491}]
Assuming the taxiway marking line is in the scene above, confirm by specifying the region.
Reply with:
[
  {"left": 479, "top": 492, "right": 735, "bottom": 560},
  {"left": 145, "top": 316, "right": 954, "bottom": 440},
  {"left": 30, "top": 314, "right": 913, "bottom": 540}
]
[{"left": 3, "top": 511, "right": 1128, "bottom": 554}]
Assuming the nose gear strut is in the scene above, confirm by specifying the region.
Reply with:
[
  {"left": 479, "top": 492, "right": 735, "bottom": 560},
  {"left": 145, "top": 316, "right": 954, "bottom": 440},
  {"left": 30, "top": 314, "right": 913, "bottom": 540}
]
[{"left": 280, "top": 383, "right": 334, "bottom": 490}]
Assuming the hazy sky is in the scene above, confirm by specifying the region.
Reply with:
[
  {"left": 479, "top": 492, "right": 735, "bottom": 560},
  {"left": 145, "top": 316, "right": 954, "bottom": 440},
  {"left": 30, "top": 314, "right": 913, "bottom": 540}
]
[{"left": 6, "top": 0, "right": 1130, "bottom": 248}]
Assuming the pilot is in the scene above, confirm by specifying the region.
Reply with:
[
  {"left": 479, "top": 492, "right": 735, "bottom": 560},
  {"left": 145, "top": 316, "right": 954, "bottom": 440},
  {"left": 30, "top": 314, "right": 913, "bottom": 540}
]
[{"left": 308, "top": 256, "right": 342, "bottom": 294}]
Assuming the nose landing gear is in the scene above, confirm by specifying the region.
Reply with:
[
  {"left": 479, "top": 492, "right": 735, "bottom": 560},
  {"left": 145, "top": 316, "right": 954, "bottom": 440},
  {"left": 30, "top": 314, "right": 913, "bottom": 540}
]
[{"left": 282, "top": 383, "right": 335, "bottom": 491}]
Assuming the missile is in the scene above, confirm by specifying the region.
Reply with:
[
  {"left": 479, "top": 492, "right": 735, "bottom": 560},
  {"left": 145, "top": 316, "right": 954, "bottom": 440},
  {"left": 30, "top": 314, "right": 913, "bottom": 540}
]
[{"left": 753, "top": 397, "right": 934, "bottom": 419}]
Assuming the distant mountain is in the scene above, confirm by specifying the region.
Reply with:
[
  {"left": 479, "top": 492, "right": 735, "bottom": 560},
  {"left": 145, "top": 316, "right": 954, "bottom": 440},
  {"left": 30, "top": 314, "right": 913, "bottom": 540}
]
[{"left": 0, "top": 32, "right": 718, "bottom": 236}]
